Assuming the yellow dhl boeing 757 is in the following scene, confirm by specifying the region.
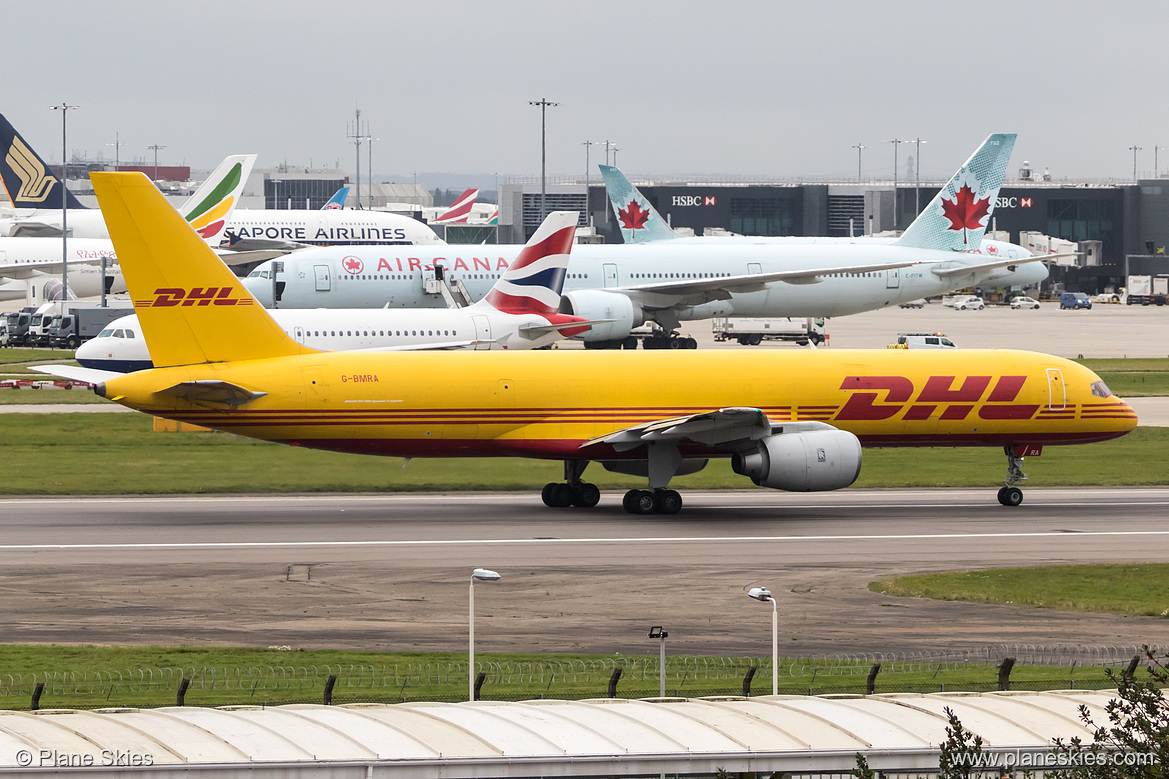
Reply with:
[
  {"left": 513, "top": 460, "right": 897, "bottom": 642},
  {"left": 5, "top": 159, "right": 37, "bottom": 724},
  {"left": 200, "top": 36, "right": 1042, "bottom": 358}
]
[{"left": 41, "top": 173, "right": 1138, "bottom": 515}]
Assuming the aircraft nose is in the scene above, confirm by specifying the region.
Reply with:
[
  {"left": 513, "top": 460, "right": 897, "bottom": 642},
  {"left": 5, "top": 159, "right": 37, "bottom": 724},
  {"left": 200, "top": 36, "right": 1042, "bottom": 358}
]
[
  {"left": 74, "top": 337, "right": 100, "bottom": 368},
  {"left": 242, "top": 277, "right": 272, "bottom": 307}
]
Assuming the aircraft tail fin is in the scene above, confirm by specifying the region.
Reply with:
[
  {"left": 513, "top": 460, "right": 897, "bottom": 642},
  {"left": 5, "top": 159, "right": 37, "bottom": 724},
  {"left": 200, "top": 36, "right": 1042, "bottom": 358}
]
[
  {"left": 896, "top": 133, "right": 1016, "bottom": 252},
  {"left": 321, "top": 185, "right": 349, "bottom": 210},
  {"left": 599, "top": 164, "right": 680, "bottom": 243},
  {"left": 434, "top": 188, "right": 479, "bottom": 223},
  {"left": 90, "top": 171, "right": 312, "bottom": 368},
  {"left": 0, "top": 113, "right": 88, "bottom": 210},
  {"left": 480, "top": 211, "right": 577, "bottom": 315},
  {"left": 179, "top": 154, "right": 256, "bottom": 245}
]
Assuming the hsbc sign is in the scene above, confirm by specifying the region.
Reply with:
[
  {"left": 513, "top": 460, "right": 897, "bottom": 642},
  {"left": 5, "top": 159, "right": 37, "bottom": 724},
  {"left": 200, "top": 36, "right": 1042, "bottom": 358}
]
[
  {"left": 995, "top": 196, "right": 1034, "bottom": 209},
  {"left": 671, "top": 195, "right": 718, "bottom": 207}
]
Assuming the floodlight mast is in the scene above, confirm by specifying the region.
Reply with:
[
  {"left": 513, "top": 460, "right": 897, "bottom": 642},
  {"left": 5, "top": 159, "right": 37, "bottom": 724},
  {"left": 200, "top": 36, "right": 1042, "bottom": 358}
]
[
  {"left": 648, "top": 626, "right": 668, "bottom": 697},
  {"left": 748, "top": 587, "right": 778, "bottom": 696}
]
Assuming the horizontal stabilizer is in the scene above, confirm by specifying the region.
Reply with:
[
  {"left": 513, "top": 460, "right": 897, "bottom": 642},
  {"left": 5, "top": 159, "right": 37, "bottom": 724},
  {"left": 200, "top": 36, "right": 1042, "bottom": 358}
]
[
  {"left": 29, "top": 364, "right": 122, "bottom": 384},
  {"left": 518, "top": 318, "right": 614, "bottom": 336},
  {"left": 931, "top": 256, "right": 1042, "bottom": 278}
]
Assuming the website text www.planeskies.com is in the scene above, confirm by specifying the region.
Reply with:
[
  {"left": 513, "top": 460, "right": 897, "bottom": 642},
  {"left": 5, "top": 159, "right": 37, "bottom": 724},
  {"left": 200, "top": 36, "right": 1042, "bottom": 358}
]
[{"left": 952, "top": 747, "right": 1157, "bottom": 769}]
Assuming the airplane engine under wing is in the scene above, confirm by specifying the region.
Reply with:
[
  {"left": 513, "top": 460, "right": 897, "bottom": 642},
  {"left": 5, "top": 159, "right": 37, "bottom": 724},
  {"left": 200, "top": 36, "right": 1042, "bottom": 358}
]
[
  {"left": 559, "top": 289, "right": 643, "bottom": 341},
  {"left": 732, "top": 427, "right": 862, "bottom": 491}
]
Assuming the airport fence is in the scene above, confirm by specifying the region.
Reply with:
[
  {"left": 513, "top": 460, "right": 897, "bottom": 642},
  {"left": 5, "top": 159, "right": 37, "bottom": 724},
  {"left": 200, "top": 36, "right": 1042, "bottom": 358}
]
[{"left": 0, "top": 644, "right": 1155, "bottom": 711}]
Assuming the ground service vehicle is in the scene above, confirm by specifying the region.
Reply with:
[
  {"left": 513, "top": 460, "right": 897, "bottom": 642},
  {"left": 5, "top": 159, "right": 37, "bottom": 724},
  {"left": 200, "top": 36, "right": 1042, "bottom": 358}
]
[
  {"left": 47, "top": 307, "right": 134, "bottom": 349},
  {"left": 712, "top": 317, "right": 827, "bottom": 346},
  {"left": 1010, "top": 296, "right": 1040, "bottom": 309},
  {"left": 1060, "top": 291, "right": 1093, "bottom": 310},
  {"left": 1126, "top": 275, "right": 1167, "bottom": 305},
  {"left": 953, "top": 296, "right": 986, "bottom": 310},
  {"left": 889, "top": 333, "right": 958, "bottom": 349},
  {"left": 2, "top": 309, "right": 35, "bottom": 346}
]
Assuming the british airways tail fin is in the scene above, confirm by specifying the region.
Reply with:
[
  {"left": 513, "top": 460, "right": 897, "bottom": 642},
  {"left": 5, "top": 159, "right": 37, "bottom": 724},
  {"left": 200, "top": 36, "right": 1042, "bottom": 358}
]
[
  {"left": 91, "top": 171, "right": 312, "bottom": 368},
  {"left": 480, "top": 211, "right": 578, "bottom": 314},
  {"left": 0, "top": 113, "right": 88, "bottom": 210},
  {"left": 322, "top": 185, "right": 349, "bottom": 210},
  {"left": 434, "top": 188, "right": 479, "bottom": 223},
  {"left": 599, "top": 164, "right": 679, "bottom": 243},
  {"left": 896, "top": 133, "right": 1016, "bottom": 252},
  {"left": 179, "top": 154, "right": 256, "bottom": 245}
]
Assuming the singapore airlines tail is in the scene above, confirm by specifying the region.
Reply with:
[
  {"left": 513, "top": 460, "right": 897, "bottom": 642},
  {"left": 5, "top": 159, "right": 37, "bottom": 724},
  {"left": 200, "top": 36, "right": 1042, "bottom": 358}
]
[
  {"left": 90, "top": 171, "right": 314, "bottom": 368},
  {"left": 0, "top": 113, "right": 88, "bottom": 210},
  {"left": 896, "top": 133, "right": 1016, "bottom": 252},
  {"left": 599, "top": 165, "right": 680, "bottom": 243}
]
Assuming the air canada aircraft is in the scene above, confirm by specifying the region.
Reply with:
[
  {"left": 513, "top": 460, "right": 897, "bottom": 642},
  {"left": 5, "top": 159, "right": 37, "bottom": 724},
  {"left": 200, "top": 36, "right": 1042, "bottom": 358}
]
[
  {"left": 74, "top": 211, "right": 596, "bottom": 371},
  {"left": 242, "top": 134, "right": 1046, "bottom": 348},
  {"left": 36, "top": 172, "right": 1136, "bottom": 515}
]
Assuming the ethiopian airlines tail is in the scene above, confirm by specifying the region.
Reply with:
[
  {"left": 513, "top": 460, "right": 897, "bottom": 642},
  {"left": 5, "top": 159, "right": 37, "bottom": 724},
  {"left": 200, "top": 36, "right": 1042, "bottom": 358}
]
[
  {"left": 90, "top": 171, "right": 313, "bottom": 367},
  {"left": 896, "top": 133, "right": 1016, "bottom": 252},
  {"left": 479, "top": 211, "right": 577, "bottom": 315},
  {"left": 321, "top": 186, "right": 349, "bottom": 210},
  {"left": 0, "top": 113, "right": 88, "bottom": 210},
  {"left": 434, "top": 188, "right": 479, "bottom": 223},
  {"left": 179, "top": 154, "right": 256, "bottom": 244},
  {"left": 599, "top": 165, "right": 680, "bottom": 244}
]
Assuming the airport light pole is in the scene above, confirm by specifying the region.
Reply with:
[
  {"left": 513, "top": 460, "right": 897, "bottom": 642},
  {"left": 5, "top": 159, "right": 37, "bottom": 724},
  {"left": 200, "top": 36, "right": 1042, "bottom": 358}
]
[
  {"left": 529, "top": 98, "right": 560, "bottom": 223},
  {"left": 367, "top": 137, "right": 378, "bottom": 210},
  {"left": 913, "top": 138, "right": 927, "bottom": 217},
  {"left": 271, "top": 179, "right": 281, "bottom": 211},
  {"left": 1130, "top": 144, "right": 1142, "bottom": 182},
  {"left": 50, "top": 103, "right": 78, "bottom": 302},
  {"left": 469, "top": 568, "right": 501, "bottom": 701},
  {"left": 649, "top": 626, "right": 668, "bottom": 697},
  {"left": 612, "top": 146, "right": 620, "bottom": 167},
  {"left": 748, "top": 587, "right": 778, "bottom": 696},
  {"left": 888, "top": 139, "right": 909, "bottom": 228},
  {"left": 1157, "top": 146, "right": 1165, "bottom": 179},
  {"left": 106, "top": 132, "right": 123, "bottom": 170},
  {"left": 851, "top": 143, "right": 865, "bottom": 181},
  {"left": 148, "top": 144, "right": 166, "bottom": 184},
  {"left": 582, "top": 141, "right": 596, "bottom": 226}
]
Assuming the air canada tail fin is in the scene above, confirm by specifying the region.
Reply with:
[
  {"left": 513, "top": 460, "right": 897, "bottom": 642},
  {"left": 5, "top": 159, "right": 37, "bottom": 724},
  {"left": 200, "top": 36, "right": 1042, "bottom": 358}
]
[
  {"left": 90, "top": 171, "right": 313, "bottom": 368},
  {"left": 896, "top": 133, "right": 1016, "bottom": 252},
  {"left": 179, "top": 154, "right": 256, "bottom": 245},
  {"left": 434, "top": 188, "right": 479, "bottom": 223},
  {"left": 480, "top": 211, "right": 577, "bottom": 314},
  {"left": 321, "top": 185, "right": 349, "bottom": 210},
  {"left": 0, "top": 113, "right": 88, "bottom": 210},
  {"left": 599, "top": 164, "right": 680, "bottom": 244}
]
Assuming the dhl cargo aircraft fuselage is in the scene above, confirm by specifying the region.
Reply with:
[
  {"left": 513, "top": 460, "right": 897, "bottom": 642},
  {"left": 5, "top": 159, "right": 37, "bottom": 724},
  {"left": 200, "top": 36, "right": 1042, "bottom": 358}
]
[{"left": 42, "top": 172, "right": 1135, "bottom": 516}]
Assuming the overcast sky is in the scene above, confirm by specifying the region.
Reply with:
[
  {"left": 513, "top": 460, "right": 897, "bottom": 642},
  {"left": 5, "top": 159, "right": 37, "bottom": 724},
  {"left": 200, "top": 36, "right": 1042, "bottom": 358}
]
[{"left": 6, "top": 0, "right": 1168, "bottom": 183}]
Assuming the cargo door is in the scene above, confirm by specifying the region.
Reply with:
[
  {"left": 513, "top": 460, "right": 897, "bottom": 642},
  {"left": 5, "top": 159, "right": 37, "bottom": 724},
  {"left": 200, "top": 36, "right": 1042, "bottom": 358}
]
[
  {"left": 886, "top": 268, "right": 899, "bottom": 288},
  {"left": 747, "top": 263, "right": 762, "bottom": 275},
  {"left": 313, "top": 265, "right": 331, "bottom": 292},
  {"left": 1046, "top": 368, "right": 1066, "bottom": 410},
  {"left": 472, "top": 314, "right": 492, "bottom": 349},
  {"left": 603, "top": 263, "right": 618, "bottom": 288}
]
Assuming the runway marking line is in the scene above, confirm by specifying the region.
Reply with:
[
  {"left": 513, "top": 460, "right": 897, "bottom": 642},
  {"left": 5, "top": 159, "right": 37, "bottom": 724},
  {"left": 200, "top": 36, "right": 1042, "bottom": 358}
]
[{"left": 4, "top": 530, "right": 1169, "bottom": 551}]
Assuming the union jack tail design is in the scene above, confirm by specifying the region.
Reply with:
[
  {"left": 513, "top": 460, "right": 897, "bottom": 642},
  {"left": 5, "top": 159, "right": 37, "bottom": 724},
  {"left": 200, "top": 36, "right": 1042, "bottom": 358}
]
[
  {"left": 433, "top": 188, "right": 479, "bottom": 223},
  {"left": 482, "top": 211, "right": 578, "bottom": 315}
]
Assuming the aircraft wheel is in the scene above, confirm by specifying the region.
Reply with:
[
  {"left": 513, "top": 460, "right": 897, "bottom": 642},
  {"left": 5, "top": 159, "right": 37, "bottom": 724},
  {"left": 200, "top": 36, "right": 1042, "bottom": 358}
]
[
  {"left": 656, "top": 489, "right": 683, "bottom": 515},
  {"left": 668, "top": 337, "right": 682, "bottom": 349},
  {"left": 550, "top": 483, "right": 574, "bottom": 508},
  {"left": 541, "top": 483, "right": 557, "bottom": 507},
  {"left": 997, "top": 486, "right": 1024, "bottom": 507},
  {"left": 622, "top": 337, "right": 639, "bottom": 349},
  {"left": 572, "top": 482, "right": 601, "bottom": 508},
  {"left": 684, "top": 337, "right": 698, "bottom": 349},
  {"left": 632, "top": 490, "right": 657, "bottom": 514},
  {"left": 622, "top": 489, "right": 641, "bottom": 513}
]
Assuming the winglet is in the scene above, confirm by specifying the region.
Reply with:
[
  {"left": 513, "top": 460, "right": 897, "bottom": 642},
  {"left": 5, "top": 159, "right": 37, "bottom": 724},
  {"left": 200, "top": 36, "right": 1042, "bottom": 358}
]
[
  {"left": 599, "top": 165, "right": 680, "bottom": 243},
  {"left": 0, "top": 113, "right": 88, "bottom": 210},
  {"left": 896, "top": 133, "right": 1016, "bottom": 252},
  {"left": 90, "top": 171, "right": 314, "bottom": 368}
]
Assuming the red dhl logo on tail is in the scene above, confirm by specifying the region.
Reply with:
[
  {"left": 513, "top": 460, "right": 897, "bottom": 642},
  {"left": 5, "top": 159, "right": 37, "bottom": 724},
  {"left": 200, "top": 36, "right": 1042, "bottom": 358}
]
[
  {"left": 837, "top": 375, "right": 1038, "bottom": 421},
  {"left": 134, "top": 287, "right": 255, "bottom": 308}
]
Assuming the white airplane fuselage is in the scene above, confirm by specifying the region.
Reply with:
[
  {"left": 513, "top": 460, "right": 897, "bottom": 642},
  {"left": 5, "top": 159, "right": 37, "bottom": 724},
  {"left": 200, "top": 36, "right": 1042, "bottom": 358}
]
[
  {"left": 0, "top": 237, "right": 125, "bottom": 300},
  {"left": 246, "top": 240, "right": 1047, "bottom": 320},
  {"left": 224, "top": 209, "right": 443, "bottom": 247}
]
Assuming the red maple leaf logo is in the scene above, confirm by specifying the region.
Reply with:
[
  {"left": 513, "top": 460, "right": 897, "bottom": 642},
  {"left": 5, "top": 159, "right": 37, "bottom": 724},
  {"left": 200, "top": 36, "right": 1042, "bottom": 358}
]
[
  {"left": 618, "top": 200, "right": 650, "bottom": 231},
  {"left": 940, "top": 183, "right": 991, "bottom": 244},
  {"left": 342, "top": 256, "right": 364, "bottom": 274}
]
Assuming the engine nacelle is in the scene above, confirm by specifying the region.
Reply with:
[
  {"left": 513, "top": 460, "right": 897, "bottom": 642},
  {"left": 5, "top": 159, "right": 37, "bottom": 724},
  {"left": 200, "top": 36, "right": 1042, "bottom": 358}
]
[
  {"left": 732, "top": 427, "right": 862, "bottom": 492},
  {"left": 559, "top": 289, "right": 643, "bottom": 341}
]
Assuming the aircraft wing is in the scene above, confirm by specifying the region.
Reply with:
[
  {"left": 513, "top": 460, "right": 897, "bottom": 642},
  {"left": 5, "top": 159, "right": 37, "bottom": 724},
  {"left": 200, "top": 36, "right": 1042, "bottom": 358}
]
[
  {"left": 221, "top": 235, "right": 307, "bottom": 253},
  {"left": 614, "top": 260, "right": 921, "bottom": 309},
  {"left": 6, "top": 219, "right": 64, "bottom": 238},
  {"left": 930, "top": 256, "right": 1045, "bottom": 278},
  {"left": 0, "top": 261, "right": 73, "bottom": 279},
  {"left": 29, "top": 365, "right": 123, "bottom": 384},
  {"left": 583, "top": 407, "right": 776, "bottom": 453},
  {"left": 213, "top": 248, "right": 293, "bottom": 266}
]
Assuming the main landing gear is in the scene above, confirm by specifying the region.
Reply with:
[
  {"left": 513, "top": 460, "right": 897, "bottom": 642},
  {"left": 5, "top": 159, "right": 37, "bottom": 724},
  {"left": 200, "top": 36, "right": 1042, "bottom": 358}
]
[
  {"left": 541, "top": 461, "right": 600, "bottom": 508},
  {"left": 997, "top": 445, "right": 1027, "bottom": 507},
  {"left": 622, "top": 488, "right": 683, "bottom": 515},
  {"left": 642, "top": 328, "right": 698, "bottom": 350}
]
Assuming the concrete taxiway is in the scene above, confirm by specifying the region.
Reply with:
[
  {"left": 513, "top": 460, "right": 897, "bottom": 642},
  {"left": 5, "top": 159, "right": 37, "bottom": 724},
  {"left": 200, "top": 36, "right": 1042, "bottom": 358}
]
[{"left": 1, "top": 488, "right": 1167, "bottom": 655}]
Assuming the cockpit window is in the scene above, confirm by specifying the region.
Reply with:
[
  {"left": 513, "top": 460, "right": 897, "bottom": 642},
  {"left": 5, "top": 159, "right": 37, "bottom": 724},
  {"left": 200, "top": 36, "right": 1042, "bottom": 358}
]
[
  {"left": 125, "top": 330, "right": 135, "bottom": 338},
  {"left": 113, "top": 329, "right": 125, "bottom": 338},
  {"left": 98, "top": 328, "right": 113, "bottom": 338},
  {"left": 1090, "top": 380, "right": 1113, "bottom": 398}
]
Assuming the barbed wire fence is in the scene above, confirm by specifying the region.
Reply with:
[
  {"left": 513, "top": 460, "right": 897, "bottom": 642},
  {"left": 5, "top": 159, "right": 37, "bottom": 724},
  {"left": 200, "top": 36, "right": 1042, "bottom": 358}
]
[{"left": 0, "top": 644, "right": 1155, "bottom": 708}]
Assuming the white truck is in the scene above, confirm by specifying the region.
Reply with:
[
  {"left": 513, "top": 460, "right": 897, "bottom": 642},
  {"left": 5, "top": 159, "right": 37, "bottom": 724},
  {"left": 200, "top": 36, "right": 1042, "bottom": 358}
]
[
  {"left": 1126, "top": 274, "right": 1167, "bottom": 305},
  {"left": 46, "top": 307, "right": 134, "bottom": 349},
  {"left": 26, "top": 302, "right": 130, "bottom": 347},
  {"left": 711, "top": 317, "right": 827, "bottom": 346}
]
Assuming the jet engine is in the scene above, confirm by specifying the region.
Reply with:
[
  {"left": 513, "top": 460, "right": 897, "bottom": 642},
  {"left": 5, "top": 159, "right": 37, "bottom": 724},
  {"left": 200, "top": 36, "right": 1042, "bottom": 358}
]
[
  {"left": 559, "top": 289, "right": 643, "bottom": 341},
  {"left": 732, "top": 427, "right": 862, "bottom": 491}
]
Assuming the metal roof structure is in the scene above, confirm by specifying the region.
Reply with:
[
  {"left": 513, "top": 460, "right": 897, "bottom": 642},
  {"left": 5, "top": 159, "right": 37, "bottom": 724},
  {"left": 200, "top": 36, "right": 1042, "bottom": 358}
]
[{"left": 0, "top": 691, "right": 1120, "bottom": 777}]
